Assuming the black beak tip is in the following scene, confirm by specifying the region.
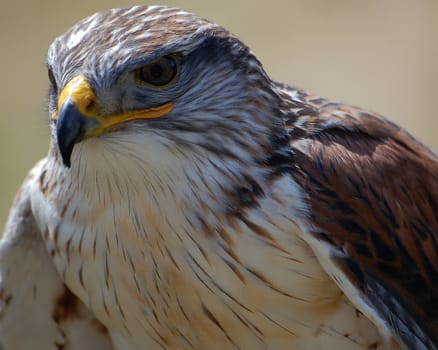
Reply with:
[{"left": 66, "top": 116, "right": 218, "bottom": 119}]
[
  {"left": 56, "top": 100, "right": 86, "bottom": 168},
  {"left": 59, "top": 143, "right": 73, "bottom": 168}
]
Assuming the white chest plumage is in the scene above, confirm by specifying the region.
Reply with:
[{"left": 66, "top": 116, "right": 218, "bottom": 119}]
[{"left": 30, "top": 138, "right": 390, "bottom": 350}]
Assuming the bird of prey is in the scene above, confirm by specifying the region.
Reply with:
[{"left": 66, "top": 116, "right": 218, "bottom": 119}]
[{"left": 1, "top": 5, "right": 437, "bottom": 350}]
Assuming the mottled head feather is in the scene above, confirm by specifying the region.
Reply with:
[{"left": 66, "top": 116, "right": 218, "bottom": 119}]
[{"left": 47, "top": 5, "right": 234, "bottom": 90}]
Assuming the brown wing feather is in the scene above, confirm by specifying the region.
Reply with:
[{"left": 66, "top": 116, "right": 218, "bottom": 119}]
[{"left": 288, "top": 96, "right": 438, "bottom": 350}]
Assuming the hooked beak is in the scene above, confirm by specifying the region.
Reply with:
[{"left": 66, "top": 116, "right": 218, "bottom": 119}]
[{"left": 52, "top": 74, "right": 173, "bottom": 167}]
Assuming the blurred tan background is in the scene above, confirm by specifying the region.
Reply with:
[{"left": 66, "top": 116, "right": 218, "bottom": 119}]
[{"left": 1, "top": 0, "right": 437, "bottom": 229}]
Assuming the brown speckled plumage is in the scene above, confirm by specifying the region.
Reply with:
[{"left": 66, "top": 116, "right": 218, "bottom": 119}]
[{"left": 287, "top": 91, "right": 438, "bottom": 349}]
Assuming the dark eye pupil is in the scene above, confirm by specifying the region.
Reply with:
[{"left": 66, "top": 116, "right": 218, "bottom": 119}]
[
  {"left": 137, "top": 55, "right": 177, "bottom": 86},
  {"left": 150, "top": 64, "right": 164, "bottom": 78}
]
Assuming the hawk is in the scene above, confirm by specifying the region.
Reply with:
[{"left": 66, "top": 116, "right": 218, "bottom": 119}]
[{"left": 0, "top": 5, "right": 437, "bottom": 350}]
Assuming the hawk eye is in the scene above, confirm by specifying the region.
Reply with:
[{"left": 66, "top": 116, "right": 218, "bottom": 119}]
[{"left": 136, "top": 55, "right": 178, "bottom": 87}]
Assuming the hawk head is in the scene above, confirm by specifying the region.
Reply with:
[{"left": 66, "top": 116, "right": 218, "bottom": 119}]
[{"left": 46, "top": 5, "right": 289, "bottom": 193}]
